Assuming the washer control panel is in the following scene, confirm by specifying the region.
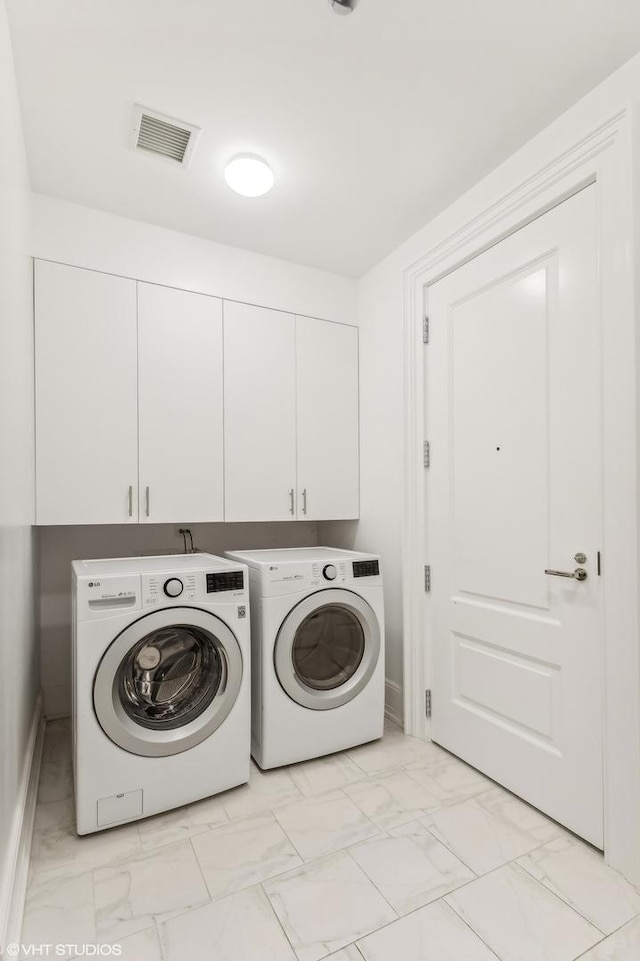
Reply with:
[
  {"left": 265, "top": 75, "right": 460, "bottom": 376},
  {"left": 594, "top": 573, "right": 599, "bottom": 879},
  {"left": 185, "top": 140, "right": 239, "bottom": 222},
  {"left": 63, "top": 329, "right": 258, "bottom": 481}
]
[
  {"left": 141, "top": 568, "right": 246, "bottom": 606},
  {"left": 163, "top": 577, "right": 184, "bottom": 598},
  {"left": 207, "top": 570, "right": 245, "bottom": 593},
  {"left": 144, "top": 571, "right": 197, "bottom": 605}
]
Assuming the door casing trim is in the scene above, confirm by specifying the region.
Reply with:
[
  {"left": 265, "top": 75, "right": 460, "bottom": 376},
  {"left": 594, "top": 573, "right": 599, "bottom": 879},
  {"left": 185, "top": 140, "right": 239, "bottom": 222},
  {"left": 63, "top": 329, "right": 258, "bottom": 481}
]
[{"left": 402, "top": 107, "right": 640, "bottom": 882}]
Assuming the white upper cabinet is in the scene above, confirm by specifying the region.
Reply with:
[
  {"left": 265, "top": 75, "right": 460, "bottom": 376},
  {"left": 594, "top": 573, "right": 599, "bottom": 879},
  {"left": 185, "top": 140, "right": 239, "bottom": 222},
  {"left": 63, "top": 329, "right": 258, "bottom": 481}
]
[
  {"left": 296, "top": 316, "right": 359, "bottom": 521},
  {"left": 223, "top": 301, "right": 297, "bottom": 522},
  {"left": 223, "top": 302, "right": 359, "bottom": 522},
  {"left": 137, "top": 283, "right": 224, "bottom": 523},
  {"left": 34, "top": 262, "right": 359, "bottom": 525},
  {"left": 35, "top": 261, "right": 138, "bottom": 525}
]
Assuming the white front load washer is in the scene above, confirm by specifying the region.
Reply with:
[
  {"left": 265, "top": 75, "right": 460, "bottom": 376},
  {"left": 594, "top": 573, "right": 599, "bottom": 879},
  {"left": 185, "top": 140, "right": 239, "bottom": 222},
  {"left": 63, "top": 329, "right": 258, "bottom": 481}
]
[
  {"left": 72, "top": 553, "right": 250, "bottom": 834},
  {"left": 225, "top": 547, "right": 385, "bottom": 769}
]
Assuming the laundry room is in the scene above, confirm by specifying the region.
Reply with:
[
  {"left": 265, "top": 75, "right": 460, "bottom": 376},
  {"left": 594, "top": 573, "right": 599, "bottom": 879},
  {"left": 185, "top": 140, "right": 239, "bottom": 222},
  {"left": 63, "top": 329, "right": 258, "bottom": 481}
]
[{"left": 4, "top": 1, "right": 640, "bottom": 960}]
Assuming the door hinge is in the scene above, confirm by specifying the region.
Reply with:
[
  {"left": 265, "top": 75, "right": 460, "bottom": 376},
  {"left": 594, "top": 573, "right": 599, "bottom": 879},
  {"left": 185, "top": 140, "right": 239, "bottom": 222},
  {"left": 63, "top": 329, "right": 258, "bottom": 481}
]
[
  {"left": 423, "top": 315, "right": 430, "bottom": 344},
  {"left": 424, "top": 564, "right": 431, "bottom": 592},
  {"left": 425, "top": 689, "right": 432, "bottom": 718},
  {"left": 423, "top": 440, "right": 430, "bottom": 468}
]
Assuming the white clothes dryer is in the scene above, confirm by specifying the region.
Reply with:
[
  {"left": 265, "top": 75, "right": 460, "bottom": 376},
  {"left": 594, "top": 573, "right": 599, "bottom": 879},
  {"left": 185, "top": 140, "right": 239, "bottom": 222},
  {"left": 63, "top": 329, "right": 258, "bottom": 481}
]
[
  {"left": 72, "top": 553, "right": 250, "bottom": 834},
  {"left": 225, "top": 547, "right": 384, "bottom": 769}
]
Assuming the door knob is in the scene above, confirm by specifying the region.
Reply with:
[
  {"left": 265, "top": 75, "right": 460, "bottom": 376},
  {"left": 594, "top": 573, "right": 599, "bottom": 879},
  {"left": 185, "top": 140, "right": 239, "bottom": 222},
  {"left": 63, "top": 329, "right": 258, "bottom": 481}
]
[{"left": 545, "top": 568, "right": 588, "bottom": 582}]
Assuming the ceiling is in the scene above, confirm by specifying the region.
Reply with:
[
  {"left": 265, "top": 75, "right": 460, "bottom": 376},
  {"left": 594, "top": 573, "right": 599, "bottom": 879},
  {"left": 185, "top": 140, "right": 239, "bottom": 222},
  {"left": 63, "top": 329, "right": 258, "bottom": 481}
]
[{"left": 6, "top": 0, "right": 640, "bottom": 277}]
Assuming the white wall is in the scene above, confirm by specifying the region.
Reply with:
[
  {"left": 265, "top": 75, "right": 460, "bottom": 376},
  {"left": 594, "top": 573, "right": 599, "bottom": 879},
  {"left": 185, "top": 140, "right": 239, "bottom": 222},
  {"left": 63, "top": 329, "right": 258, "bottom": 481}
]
[
  {"left": 0, "top": 0, "right": 37, "bottom": 937},
  {"left": 31, "top": 198, "right": 359, "bottom": 718},
  {"left": 32, "top": 194, "right": 358, "bottom": 325},
  {"left": 343, "top": 51, "right": 640, "bottom": 711}
]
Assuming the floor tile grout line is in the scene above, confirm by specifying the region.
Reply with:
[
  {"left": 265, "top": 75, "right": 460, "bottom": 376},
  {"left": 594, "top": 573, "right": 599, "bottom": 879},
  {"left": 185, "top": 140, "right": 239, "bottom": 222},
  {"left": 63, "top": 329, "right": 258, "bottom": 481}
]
[
  {"left": 571, "top": 915, "right": 640, "bottom": 960},
  {"left": 593, "top": 911, "right": 640, "bottom": 940},
  {"left": 270, "top": 806, "right": 316, "bottom": 864},
  {"left": 271, "top": 786, "right": 384, "bottom": 864},
  {"left": 258, "top": 844, "right": 405, "bottom": 958},
  {"left": 341, "top": 845, "right": 400, "bottom": 921},
  {"left": 336, "top": 886, "right": 505, "bottom": 959},
  {"left": 442, "top": 860, "right": 553, "bottom": 915},
  {"left": 89, "top": 866, "right": 98, "bottom": 949},
  {"left": 188, "top": 833, "right": 217, "bottom": 905},
  {"left": 421, "top": 824, "right": 480, "bottom": 877},
  {"left": 425, "top": 807, "right": 584, "bottom": 882},
  {"left": 342, "top": 824, "right": 483, "bottom": 916},
  {"left": 443, "top": 860, "right": 608, "bottom": 959},
  {"left": 151, "top": 917, "right": 168, "bottom": 961},
  {"left": 509, "top": 859, "right": 610, "bottom": 941},
  {"left": 258, "top": 879, "right": 301, "bottom": 960},
  {"left": 440, "top": 896, "right": 505, "bottom": 960}
]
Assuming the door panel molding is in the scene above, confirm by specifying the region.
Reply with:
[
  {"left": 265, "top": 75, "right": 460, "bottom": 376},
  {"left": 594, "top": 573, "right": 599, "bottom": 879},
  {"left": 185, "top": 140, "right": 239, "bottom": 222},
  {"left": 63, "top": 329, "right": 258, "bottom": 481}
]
[{"left": 402, "top": 108, "right": 640, "bottom": 881}]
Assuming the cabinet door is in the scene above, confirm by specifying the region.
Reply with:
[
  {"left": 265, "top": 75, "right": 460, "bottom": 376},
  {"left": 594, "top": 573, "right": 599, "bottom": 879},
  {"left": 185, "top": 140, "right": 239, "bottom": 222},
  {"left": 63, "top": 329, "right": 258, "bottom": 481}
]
[
  {"left": 296, "top": 316, "right": 359, "bottom": 520},
  {"left": 35, "top": 261, "right": 138, "bottom": 525},
  {"left": 138, "top": 283, "right": 224, "bottom": 523},
  {"left": 224, "top": 301, "right": 296, "bottom": 521}
]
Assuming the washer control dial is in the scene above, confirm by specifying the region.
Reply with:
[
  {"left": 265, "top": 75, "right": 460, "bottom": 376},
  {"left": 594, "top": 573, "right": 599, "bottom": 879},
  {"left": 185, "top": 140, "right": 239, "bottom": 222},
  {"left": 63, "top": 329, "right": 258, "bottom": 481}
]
[
  {"left": 163, "top": 577, "right": 184, "bottom": 598},
  {"left": 323, "top": 564, "right": 338, "bottom": 581}
]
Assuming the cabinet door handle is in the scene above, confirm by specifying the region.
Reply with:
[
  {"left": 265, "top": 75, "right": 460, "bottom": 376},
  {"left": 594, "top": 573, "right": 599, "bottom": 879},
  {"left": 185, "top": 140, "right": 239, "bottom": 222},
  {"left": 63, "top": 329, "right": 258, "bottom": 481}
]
[
  {"left": 145, "top": 486, "right": 150, "bottom": 517},
  {"left": 302, "top": 489, "right": 307, "bottom": 515},
  {"left": 289, "top": 488, "right": 295, "bottom": 515},
  {"left": 128, "top": 485, "right": 133, "bottom": 518}
]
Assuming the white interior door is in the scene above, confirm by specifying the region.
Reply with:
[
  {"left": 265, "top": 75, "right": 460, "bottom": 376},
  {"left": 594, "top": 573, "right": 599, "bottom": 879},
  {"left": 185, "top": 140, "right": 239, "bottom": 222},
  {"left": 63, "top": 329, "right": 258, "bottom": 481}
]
[
  {"left": 35, "top": 261, "right": 138, "bottom": 524},
  {"left": 137, "top": 283, "right": 224, "bottom": 523},
  {"left": 426, "top": 185, "right": 603, "bottom": 846},
  {"left": 296, "top": 316, "right": 359, "bottom": 521},
  {"left": 223, "top": 301, "right": 296, "bottom": 521}
]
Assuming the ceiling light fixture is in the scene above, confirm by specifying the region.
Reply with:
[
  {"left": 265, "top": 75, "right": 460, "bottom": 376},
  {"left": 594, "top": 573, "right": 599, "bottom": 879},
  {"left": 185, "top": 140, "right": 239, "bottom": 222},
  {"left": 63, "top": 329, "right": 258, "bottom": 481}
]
[
  {"left": 224, "top": 154, "right": 274, "bottom": 197},
  {"left": 328, "top": 0, "right": 359, "bottom": 14}
]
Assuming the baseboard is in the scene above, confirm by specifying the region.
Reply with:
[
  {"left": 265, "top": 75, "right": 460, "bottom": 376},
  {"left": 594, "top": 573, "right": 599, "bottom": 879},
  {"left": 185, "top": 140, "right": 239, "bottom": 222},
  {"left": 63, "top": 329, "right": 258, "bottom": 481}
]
[
  {"left": 0, "top": 694, "right": 45, "bottom": 957},
  {"left": 384, "top": 678, "right": 403, "bottom": 728}
]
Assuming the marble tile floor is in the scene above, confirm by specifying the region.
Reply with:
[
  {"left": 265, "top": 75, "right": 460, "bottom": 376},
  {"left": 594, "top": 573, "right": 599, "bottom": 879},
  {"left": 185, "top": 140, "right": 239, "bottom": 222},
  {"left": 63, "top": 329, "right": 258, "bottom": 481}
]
[{"left": 20, "top": 717, "right": 640, "bottom": 961}]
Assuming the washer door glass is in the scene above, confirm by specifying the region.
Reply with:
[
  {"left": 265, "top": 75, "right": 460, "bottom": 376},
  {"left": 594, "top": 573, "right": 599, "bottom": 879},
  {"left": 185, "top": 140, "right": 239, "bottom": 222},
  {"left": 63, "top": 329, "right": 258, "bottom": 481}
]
[
  {"left": 119, "top": 626, "right": 223, "bottom": 730},
  {"left": 292, "top": 606, "right": 365, "bottom": 691},
  {"left": 94, "top": 607, "right": 243, "bottom": 758},
  {"left": 274, "top": 589, "right": 381, "bottom": 711}
]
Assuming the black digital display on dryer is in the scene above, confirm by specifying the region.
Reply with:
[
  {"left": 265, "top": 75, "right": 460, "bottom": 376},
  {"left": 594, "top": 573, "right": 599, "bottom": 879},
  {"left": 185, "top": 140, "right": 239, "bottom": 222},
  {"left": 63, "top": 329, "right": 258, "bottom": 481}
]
[
  {"left": 352, "top": 560, "right": 380, "bottom": 578},
  {"left": 206, "top": 571, "right": 244, "bottom": 593}
]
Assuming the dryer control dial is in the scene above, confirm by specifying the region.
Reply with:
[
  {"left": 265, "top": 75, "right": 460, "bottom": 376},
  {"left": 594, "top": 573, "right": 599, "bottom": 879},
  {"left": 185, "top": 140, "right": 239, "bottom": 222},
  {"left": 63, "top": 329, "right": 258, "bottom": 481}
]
[
  {"left": 323, "top": 564, "right": 338, "bottom": 581},
  {"left": 163, "top": 577, "right": 184, "bottom": 598}
]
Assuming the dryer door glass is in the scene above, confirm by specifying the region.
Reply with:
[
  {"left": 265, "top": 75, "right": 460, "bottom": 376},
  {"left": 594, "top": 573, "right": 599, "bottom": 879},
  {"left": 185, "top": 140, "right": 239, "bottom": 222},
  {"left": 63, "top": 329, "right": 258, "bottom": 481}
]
[
  {"left": 274, "top": 589, "right": 381, "bottom": 711},
  {"left": 118, "top": 626, "right": 223, "bottom": 730},
  {"left": 292, "top": 605, "right": 365, "bottom": 691}
]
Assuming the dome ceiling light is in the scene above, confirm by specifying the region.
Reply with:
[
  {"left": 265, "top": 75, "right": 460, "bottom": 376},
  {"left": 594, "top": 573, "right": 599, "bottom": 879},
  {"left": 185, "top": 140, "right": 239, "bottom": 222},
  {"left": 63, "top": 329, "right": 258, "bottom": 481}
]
[
  {"left": 328, "top": 0, "right": 359, "bottom": 14},
  {"left": 224, "top": 154, "right": 274, "bottom": 197}
]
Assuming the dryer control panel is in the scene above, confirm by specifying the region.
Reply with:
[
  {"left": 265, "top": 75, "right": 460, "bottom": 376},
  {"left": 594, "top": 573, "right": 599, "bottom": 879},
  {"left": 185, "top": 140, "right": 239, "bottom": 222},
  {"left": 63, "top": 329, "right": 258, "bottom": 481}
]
[
  {"left": 258, "top": 555, "right": 382, "bottom": 596},
  {"left": 311, "top": 559, "right": 349, "bottom": 586}
]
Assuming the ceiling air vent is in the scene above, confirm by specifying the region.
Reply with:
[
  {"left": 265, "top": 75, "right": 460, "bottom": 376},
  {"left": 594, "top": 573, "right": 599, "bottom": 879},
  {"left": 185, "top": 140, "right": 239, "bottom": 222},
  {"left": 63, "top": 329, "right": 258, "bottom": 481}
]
[{"left": 131, "top": 105, "right": 201, "bottom": 167}]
